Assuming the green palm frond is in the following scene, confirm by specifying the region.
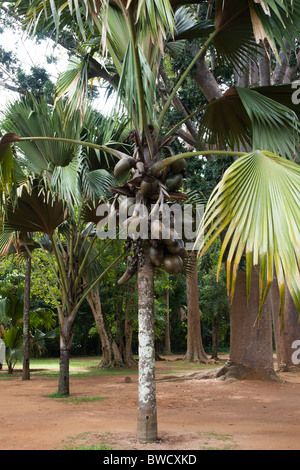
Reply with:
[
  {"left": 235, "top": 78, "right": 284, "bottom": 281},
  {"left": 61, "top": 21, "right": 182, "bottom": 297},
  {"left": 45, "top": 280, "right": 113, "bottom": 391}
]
[
  {"left": 237, "top": 86, "right": 299, "bottom": 158},
  {"left": 2, "top": 98, "right": 82, "bottom": 172},
  {"left": 1, "top": 96, "right": 125, "bottom": 204},
  {"left": 81, "top": 112, "right": 131, "bottom": 170},
  {"left": 19, "top": 0, "right": 176, "bottom": 49},
  {"left": 249, "top": 0, "right": 300, "bottom": 55},
  {"left": 55, "top": 56, "right": 90, "bottom": 122},
  {"left": 84, "top": 168, "right": 115, "bottom": 200},
  {"left": 198, "top": 85, "right": 299, "bottom": 158},
  {"left": 212, "top": 0, "right": 300, "bottom": 67},
  {"left": 255, "top": 84, "right": 300, "bottom": 120},
  {"left": 196, "top": 150, "right": 300, "bottom": 320},
  {"left": 172, "top": 6, "right": 214, "bottom": 41},
  {"left": 213, "top": 0, "right": 260, "bottom": 70},
  {"left": 3, "top": 185, "right": 68, "bottom": 236}
]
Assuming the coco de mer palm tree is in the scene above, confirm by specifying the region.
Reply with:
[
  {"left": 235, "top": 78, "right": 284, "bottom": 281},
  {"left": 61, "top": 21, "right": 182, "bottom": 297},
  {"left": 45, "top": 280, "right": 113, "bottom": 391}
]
[{"left": 1, "top": 0, "right": 299, "bottom": 443}]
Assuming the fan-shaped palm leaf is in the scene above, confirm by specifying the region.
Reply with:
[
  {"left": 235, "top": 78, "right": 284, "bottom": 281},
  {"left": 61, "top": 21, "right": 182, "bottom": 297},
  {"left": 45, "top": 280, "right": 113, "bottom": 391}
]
[
  {"left": 55, "top": 56, "right": 90, "bottom": 123},
  {"left": 3, "top": 186, "right": 68, "bottom": 236},
  {"left": 198, "top": 85, "right": 299, "bottom": 159},
  {"left": 196, "top": 150, "right": 300, "bottom": 320},
  {"left": 1, "top": 97, "right": 124, "bottom": 204},
  {"left": 2, "top": 98, "right": 82, "bottom": 172}
]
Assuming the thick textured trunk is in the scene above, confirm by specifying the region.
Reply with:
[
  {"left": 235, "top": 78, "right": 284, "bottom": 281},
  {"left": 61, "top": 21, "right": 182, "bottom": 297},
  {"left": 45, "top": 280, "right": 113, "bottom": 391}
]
[
  {"left": 190, "top": 50, "right": 223, "bottom": 102},
  {"left": 185, "top": 251, "right": 207, "bottom": 363},
  {"left": 273, "top": 39, "right": 291, "bottom": 84},
  {"left": 258, "top": 45, "right": 271, "bottom": 86},
  {"left": 137, "top": 247, "right": 157, "bottom": 443},
  {"left": 271, "top": 281, "right": 300, "bottom": 372},
  {"left": 58, "top": 316, "right": 74, "bottom": 396},
  {"left": 219, "top": 266, "right": 278, "bottom": 381},
  {"left": 22, "top": 256, "right": 31, "bottom": 381}
]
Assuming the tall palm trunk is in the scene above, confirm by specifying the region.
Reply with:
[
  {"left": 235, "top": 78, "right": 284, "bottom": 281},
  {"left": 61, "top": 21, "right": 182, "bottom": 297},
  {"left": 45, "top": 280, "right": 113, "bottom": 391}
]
[
  {"left": 58, "top": 315, "right": 74, "bottom": 396},
  {"left": 137, "top": 244, "right": 157, "bottom": 443},
  {"left": 22, "top": 255, "right": 31, "bottom": 381}
]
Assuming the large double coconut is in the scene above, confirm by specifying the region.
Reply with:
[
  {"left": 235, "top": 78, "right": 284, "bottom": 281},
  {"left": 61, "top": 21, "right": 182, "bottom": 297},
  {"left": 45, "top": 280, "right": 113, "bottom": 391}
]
[
  {"left": 165, "top": 159, "right": 187, "bottom": 192},
  {"left": 149, "top": 220, "right": 187, "bottom": 274}
]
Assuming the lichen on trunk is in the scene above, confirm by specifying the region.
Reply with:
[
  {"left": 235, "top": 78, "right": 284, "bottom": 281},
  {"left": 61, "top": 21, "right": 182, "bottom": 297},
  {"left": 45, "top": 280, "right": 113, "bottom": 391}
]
[{"left": 137, "top": 244, "right": 157, "bottom": 443}]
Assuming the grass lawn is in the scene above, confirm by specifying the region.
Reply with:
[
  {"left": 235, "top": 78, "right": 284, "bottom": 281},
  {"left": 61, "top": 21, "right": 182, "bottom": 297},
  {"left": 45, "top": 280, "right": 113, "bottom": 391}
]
[{"left": 0, "top": 354, "right": 224, "bottom": 379}]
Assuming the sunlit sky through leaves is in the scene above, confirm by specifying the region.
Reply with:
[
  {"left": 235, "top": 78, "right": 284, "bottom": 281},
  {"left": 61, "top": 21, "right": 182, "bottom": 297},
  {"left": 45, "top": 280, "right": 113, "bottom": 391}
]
[{"left": 0, "top": 17, "right": 114, "bottom": 114}]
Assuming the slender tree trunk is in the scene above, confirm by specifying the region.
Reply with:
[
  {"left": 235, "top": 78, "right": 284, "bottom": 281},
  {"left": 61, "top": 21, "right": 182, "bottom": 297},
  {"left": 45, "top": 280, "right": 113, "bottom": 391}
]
[
  {"left": 58, "top": 315, "right": 74, "bottom": 396},
  {"left": 258, "top": 43, "right": 271, "bottom": 86},
  {"left": 211, "top": 313, "right": 221, "bottom": 360},
  {"left": 123, "top": 283, "right": 137, "bottom": 366},
  {"left": 86, "top": 288, "right": 123, "bottom": 368},
  {"left": 271, "top": 280, "right": 300, "bottom": 372},
  {"left": 22, "top": 255, "right": 31, "bottom": 381},
  {"left": 124, "top": 316, "right": 135, "bottom": 366},
  {"left": 184, "top": 251, "right": 207, "bottom": 363},
  {"left": 164, "top": 286, "right": 171, "bottom": 355},
  {"left": 273, "top": 39, "right": 291, "bottom": 84},
  {"left": 237, "top": 58, "right": 250, "bottom": 88},
  {"left": 216, "top": 266, "right": 278, "bottom": 381},
  {"left": 137, "top": 246, "right": 157, "bottom": 443}
]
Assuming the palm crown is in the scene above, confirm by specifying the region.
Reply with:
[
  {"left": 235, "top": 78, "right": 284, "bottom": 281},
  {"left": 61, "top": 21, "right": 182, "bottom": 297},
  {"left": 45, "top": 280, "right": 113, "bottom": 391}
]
[{"left": 3, "top": 0, "right": 297, "bottom": 314}]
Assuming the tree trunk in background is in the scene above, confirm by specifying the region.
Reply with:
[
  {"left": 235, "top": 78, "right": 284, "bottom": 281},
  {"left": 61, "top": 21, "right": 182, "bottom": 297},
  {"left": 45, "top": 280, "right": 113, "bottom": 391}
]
[
  {"left": 123, "top": 284, "right": 137, "bottom": 366},
  {"left": 190, "top": 50, "right": 223, "bottom": 101},
  {"left": 58, "top": 315, "right": 75, "bottom": 396},
  {"left": 164, "top": 286, "right": 171, "bottom": 355},
  {"left": 159, "top": 66, "right": 198, "bottom": 143},
  {"left": 271, "top": 281, "right": 300, "bottom": 372},
  {"left": 185, "top": 251, "right": 207, "bottom": 363},
  {"left": 114, "top": 285, "right": 137, "bottom": 367},
  {"left": 119, "top": 284, "right": 137, "bottom": 367},
  {"left": 217, "top": 266, "right": 278, "bottom": 381},
  {"left": 211, "top": 313, "right": 221, "bottom": 360},
  {"left": 124, "top": 316, "right": 135, "bottom": 365},
  {"left": 22, "top": 255, "right": 31, "bottom": 381},
  {"left": 273, "top": 39, "right": 292, "bottom": 84},
  {"left": 258, "top": 43, "right": 271, "bottom": 86},
  {"left": 86, "top": 288, "right": 123, "bottom": 368},
  {"left": 137, "top": 246, "right": 157, "bottom": 443}
]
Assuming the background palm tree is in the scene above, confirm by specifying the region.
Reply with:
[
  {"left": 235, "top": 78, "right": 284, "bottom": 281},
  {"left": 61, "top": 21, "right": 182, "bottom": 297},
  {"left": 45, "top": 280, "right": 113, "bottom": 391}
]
[
  {"left": 1, "top": 0, "right": 299, "bottom": 442},
  {"left": 0, "top": 96, "right": 129, "bottom": 394}
]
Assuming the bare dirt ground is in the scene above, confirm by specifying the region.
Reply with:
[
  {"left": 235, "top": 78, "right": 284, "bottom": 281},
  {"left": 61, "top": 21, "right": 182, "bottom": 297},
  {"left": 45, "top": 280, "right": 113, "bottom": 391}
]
[{"left": 1, "top": 354, "right": 300, "bottom": 451}]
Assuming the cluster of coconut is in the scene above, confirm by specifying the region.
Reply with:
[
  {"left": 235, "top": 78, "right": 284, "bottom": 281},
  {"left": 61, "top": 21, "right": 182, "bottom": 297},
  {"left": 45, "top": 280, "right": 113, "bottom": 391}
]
[
  {"left": 112, "top": 151, "right": 189, "bottom": 283},
  {"left": 113, "top": 153, "right": 187, "bottom": 197},
  {"left": 149, "top": 224, "right": 188, "bottom": 275}
]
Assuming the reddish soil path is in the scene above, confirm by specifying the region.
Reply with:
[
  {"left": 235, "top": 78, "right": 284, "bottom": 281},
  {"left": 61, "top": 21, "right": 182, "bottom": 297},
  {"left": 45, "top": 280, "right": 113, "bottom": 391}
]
[{"left": 1, "top": 357, "right": 300, "bottom": 450}]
